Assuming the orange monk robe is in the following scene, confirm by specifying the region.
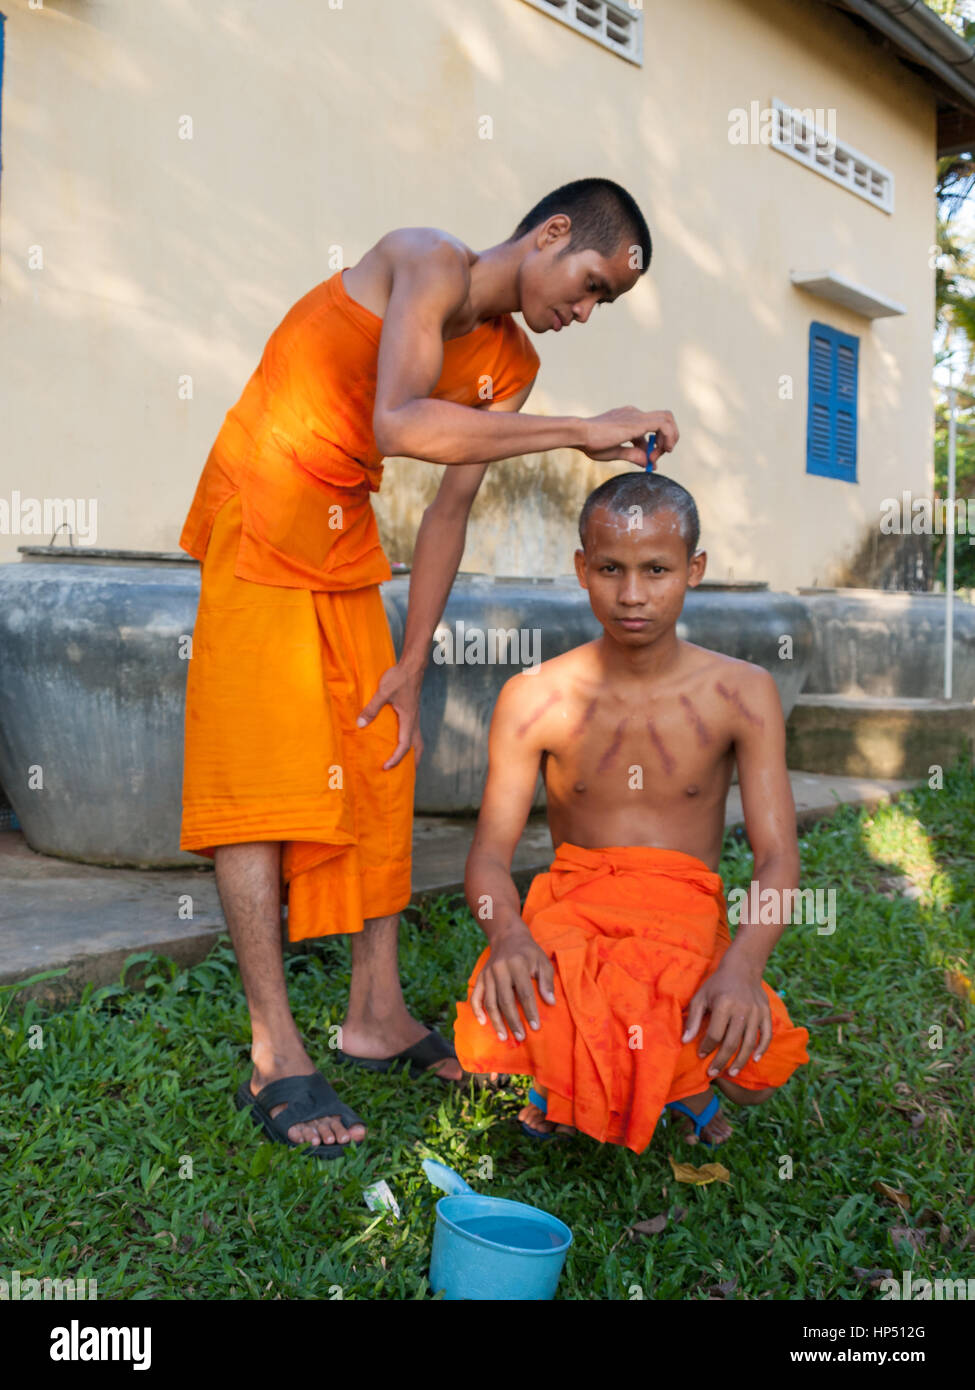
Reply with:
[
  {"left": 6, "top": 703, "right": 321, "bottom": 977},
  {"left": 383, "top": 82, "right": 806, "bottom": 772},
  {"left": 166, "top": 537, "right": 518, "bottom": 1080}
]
[
  {"left": 453, "top": 843, "right": 810, "bottom": 1154},
  {"left": 178, "top": 270, "right": 540, "bottom": 942}
]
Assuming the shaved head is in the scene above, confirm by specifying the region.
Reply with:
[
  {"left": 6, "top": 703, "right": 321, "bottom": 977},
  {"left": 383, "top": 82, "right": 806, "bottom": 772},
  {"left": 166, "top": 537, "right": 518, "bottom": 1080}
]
[{"left": 578, "top": 473, "right": 700, "bottom": 557}]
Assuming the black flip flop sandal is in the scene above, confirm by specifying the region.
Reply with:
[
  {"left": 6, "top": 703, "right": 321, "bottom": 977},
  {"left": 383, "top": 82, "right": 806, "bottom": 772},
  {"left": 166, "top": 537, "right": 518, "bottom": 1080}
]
[
  {"left": 235, "top": 1071, "right": 364, "bottom": 1162},
  {"left": 335, "top": 1027, "right": 467, "bottom": 1081}
]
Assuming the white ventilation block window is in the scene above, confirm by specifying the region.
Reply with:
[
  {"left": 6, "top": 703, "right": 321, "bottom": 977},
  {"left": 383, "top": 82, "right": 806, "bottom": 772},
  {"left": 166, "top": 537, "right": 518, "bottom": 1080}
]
[
  {"left": 519, "top": 0, "right": 644, "bottom": 65},
  {"left": 771, "top": 98, "right": 894, "bottom": 213}
]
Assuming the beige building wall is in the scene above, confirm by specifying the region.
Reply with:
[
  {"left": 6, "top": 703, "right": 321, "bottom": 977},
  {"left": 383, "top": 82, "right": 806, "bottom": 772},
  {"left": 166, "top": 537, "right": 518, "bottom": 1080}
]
[{"left": 0, "top": 0, "right": 935, "bottom": 590}]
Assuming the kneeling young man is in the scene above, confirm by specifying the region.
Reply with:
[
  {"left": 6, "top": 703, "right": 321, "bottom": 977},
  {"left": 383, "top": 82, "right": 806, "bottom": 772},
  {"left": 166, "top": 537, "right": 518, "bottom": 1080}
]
[{"left": 453, "top": 472, "right": 809, "bottom": 1150}]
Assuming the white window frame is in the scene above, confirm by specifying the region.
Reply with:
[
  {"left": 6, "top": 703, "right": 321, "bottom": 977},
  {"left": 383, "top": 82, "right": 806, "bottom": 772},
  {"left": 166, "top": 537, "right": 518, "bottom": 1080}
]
[
  {"left": 519, "top": 0, "right": 644, "bottom": 66},
  {"left": 770, "top": 98, "right": 894, "bottom": 214}
]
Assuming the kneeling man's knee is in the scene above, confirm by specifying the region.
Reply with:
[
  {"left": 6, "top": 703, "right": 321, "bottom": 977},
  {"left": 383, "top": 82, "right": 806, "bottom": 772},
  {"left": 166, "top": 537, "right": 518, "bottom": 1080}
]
[
  {"left": 740, "top": 1084, "right": 776, "bottom": 1106},
  {"left": 718, "top": 1077, "right": 777, "bottom": 1106}
]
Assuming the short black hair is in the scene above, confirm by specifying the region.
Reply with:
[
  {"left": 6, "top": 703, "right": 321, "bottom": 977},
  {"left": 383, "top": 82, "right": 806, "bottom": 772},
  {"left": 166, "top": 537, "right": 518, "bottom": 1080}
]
[
  {"left": 509, "top": 177, "right": 652, "bottom": 273},
  {"left": 578, "top": 472, "right": 700, "bottom": 557}
]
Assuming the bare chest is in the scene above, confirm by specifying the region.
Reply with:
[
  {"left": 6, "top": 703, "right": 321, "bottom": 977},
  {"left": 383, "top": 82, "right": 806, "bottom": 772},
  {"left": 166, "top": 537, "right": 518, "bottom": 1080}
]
[{"left": 541, "top": 692, "right": 734, "bottom": 802}]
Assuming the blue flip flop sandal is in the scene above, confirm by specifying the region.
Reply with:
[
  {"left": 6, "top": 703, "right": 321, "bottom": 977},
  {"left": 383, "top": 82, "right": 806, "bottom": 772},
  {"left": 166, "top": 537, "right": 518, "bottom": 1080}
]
[{"left": 664, "top": 1094, "right": 722, "bottom": 1148}]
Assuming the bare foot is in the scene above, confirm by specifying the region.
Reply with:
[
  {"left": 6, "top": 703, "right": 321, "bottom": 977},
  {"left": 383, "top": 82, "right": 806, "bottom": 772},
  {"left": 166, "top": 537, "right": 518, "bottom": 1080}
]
[
  {"left": 338, "top": 1014, "right": 465, "bottom": 1082},
  {"left": 518, "top": 1084, "right": 576, "bottom": 1138},
  {"left": 250, "top": 1050, "right": 366, "bottom": 1150},
  {"left": 669, "top": 1088, "right": 733, "bottom": 1146},
  {"left": 518, "top": 1099, "right": 577, "bottom": 1138}
]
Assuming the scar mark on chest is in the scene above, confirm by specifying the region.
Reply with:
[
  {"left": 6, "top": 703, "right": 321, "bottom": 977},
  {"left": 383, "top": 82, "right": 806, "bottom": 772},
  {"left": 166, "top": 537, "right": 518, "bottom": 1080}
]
[
  {"left": 568, "top": 697, "right": 598, "bottom": 741},
  {"left": 646, "top": 718, "right": 676, "bottom": 775},
  {"left": 596, "top": 717, "right": 628, "bottom": 774},
  {"left": 715, "top": 680, "right": 764, "bottom": 727},
  {"left": 679, "top": 693, "right": 713, "bottom": 746},
  {"left": 516, "top": 690, "right": 562, "bottom": 738}
]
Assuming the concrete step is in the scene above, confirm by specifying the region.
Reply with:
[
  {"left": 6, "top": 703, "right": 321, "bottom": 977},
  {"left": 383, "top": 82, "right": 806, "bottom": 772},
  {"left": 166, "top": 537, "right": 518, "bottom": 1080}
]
[
  {"left": 786, "top": 694, "right": 975, "bottom": 779},
  {"left": 0, "top": 770, "right": 917, "bottom": 1006}
]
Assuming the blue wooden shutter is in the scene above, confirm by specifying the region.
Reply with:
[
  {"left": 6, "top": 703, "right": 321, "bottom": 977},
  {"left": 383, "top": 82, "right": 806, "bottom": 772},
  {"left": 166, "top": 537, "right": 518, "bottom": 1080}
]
[{"left": 806, "top": 321, "right": 858, "bottom": 482}]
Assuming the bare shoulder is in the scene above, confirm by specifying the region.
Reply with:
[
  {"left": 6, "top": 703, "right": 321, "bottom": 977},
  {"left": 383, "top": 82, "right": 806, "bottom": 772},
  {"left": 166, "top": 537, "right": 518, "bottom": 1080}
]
[
  {"left": 673, "top": 644, "right": 780, "bottom": 727},
  {"left": 719, "top": 653, "right": 780, "bottom": 700},
  {"left": 680, "top": 643, "right": 776, "bottom": 691},
  {"left": 537, "top": 641, "right": 597, "bottom": 681},
  {"left": 495, "top": 644, "right": 594, "bottom": 729},
  {"left": 697, "top": 650, "right": 783, "bottom": 731},
  {"left": 379, "top": 228, "right": 474, "bottom": 281},
  {"left": 347, "top": 229, "right": 473, "bottom": 333}
]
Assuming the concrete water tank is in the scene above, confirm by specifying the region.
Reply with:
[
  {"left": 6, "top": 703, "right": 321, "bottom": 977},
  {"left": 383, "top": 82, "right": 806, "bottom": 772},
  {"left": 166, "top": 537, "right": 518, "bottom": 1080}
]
[{"left": 0, "top": 553, "right": 812, "bottom": 864}]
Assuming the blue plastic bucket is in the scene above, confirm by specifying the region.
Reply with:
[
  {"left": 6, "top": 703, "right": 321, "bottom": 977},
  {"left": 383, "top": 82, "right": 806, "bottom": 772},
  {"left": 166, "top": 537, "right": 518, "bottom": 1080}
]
[{"left": 429, "top": 1193, "right": 573, "bottom": 1301}]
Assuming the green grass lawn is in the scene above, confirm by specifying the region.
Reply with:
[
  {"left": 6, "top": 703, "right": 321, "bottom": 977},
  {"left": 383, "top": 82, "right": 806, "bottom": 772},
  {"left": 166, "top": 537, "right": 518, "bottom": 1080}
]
[{"left": 1, "top": 766, "right": 973, "bottom": 1301}]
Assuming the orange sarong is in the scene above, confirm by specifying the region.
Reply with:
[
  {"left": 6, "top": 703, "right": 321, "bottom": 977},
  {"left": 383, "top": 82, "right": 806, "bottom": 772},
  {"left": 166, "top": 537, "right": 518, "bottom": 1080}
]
[
  {"left": 453, "top": 843, "right": 810, "bottom": 1153},
  {"left": 179, "top": 491, "right": 414, "bottom": 940}
]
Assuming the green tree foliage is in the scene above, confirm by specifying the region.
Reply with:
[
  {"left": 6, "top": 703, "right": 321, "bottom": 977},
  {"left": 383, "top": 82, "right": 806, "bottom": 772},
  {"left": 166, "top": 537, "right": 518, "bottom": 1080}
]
[
  {"left": 931, "top": 0, "right": 975, "bottom": 585},
  {"left": 934, "top": 205, "right": 975, "bottom": 586}
]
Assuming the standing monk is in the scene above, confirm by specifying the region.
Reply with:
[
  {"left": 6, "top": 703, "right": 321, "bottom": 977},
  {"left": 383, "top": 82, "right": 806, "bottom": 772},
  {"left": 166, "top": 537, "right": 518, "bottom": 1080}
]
[{"left": 177, "top": 176, "right": 679, "bottom": 1159}]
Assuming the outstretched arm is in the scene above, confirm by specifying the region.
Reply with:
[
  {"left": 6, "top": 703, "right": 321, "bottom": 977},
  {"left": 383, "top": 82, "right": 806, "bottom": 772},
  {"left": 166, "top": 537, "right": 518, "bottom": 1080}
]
[
  {"left": 372, "top": 237, "right": 678, "bottom": 467},
  {"left": 464, "top": 675, "right": 557, "bottom": 1042},
  {"left": 682, "top": 668, "right": 799, "bottom": 1078}
]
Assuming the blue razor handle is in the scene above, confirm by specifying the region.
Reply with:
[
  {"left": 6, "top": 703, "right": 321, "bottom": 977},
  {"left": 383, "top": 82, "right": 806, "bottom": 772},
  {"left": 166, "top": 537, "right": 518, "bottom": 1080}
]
[{"left": 645, "top": 433, "right": 657, "bottom": 472}]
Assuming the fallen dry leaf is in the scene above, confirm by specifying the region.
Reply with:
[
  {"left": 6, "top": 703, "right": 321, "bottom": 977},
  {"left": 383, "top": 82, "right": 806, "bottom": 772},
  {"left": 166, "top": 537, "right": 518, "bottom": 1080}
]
[
  {"left": 890, "top": 1225, "right": 927, "bottom": 1253},
  {"left": 944, "top": 970, "right": 975, "bottom": 1004},
  {"left": 809, "top": 1012, "right": 855, "bottom": 1026},
  {"left": 706, "top": 1276, "right": 738, "bottom": 1299},
  {"left": 873, "top": 1180, "right": 911, "bottom": 1210},
  {"left": 669, "top": 1156, "right": 731, "bottom": 1186},
  {"left": 629, "top": 1213, "right": 669, "bottom": 1239},
  {"left": 853, "top": 1266, "right": 894, "bottom": 1289}
]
